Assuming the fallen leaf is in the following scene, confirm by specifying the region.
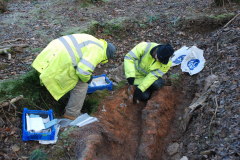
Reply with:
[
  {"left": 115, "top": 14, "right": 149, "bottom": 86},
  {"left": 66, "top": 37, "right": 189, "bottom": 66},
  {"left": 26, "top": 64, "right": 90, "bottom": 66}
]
[
  {"left": 5, "top": 128, "right": 11, "bottom": 132},
  {"left": 11, "top": 144, "right": 20, "bottom": 152}
]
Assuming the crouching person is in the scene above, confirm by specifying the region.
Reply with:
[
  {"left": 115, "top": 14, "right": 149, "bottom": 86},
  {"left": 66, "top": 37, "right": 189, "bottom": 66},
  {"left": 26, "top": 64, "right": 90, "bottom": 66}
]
[
  {"left": 124, "top": 42, "right": 174, "bottom": 101},
  {"left": 32, "top": 34, "right": 116, "bottom": 120}
]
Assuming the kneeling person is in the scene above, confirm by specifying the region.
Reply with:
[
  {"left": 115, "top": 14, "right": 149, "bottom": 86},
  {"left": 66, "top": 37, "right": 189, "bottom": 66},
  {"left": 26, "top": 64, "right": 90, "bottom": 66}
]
[{"left": 124, "top": 42, "right": 174, "bottom": 101}]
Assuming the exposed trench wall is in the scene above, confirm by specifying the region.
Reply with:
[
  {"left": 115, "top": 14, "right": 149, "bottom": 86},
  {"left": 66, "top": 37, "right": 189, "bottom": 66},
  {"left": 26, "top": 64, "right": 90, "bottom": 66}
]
[{"left": 70, "top": 85, "right": 181, "bottom": 160}]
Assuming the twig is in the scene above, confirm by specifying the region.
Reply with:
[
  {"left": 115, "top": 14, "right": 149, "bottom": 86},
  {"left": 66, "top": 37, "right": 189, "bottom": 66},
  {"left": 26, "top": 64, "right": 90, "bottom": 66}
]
[
  {"left": 0, "top": 117, "right": 4, "bottom": 123},
  {"left": 65, "top": 148, "right": 72, "bottom": 160},
  {"left": 0, "top": 44, "right": 28, "bottom": 49},
  {"left": 40, "top": 93, "right": 50, "bottom": 109},
  {"left": 8, "top": 100, "right": 17, "bottom": 115},
  {"left": 208, "top": 96, "right": 219, "bottom": 135},
  {"left": 8, "top": 100, "right": 17, "bottom": 110},
  {"left": 0, "top": 38, "right": 22, "bottom": 45},
  {"left": 1, "top": 108, "right": 13, "bottom": 126},
  {"left": 227, "top": 0, "right": 231, "bottom": 6},
  {"left": 0, "top": 95, "right": 23, "bottom": 109},
  {"left": 6, "top": 112, "right": 17, "bottom": 117},
  {"left": 208, "top": 43, "right": 220, "bottom": 67},
  {"left": 33, "top": 103, "right": 46, "bottom": 110},
  {"left": 12, "top": 149, "right": 21, "bottom": 160},
  {"left": 223, "top": 12, "right": 240, "bottom": 28}
]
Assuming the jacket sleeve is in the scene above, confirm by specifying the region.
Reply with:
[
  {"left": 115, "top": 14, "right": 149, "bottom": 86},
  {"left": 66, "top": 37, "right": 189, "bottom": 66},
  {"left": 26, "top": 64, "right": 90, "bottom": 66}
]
[
  {"left": 138, "top": 59, "right": 172, "bottom": 92},
  {"left": 75, "top": 46, "right": 102, "bottom": 83},
  {"left": 124, "top": 42, "right": 148, "bottom": 79}
]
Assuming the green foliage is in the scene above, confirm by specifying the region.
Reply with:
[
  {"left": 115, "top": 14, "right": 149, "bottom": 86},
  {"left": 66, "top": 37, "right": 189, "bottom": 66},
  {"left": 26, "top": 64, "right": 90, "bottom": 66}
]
[
  {"left": 76, "top": 0, "right": 103, "bottom": 7},
  {"left": 29, "top": 149, "right": 47, "bottom": 160},
  {"left": 138, "top": 13, "right": 161, "bottom": 28},
  {"left": 100, "top": 17, "right": 127, "bottom": 36},
  {"left": 103, "top": 29, "right": 111, "bottom": 35},
  {"left": 114, "top": 80, "right": 126, "bottom": 90},
  {"left": 61, "top": 21, "right": 99, "bottom": 36},
  {"left": 83, "top": 0, "right": 103, "bottom": 3},
  {"left": 209, "top": 13, "right": 234, "bottom": 20},
  {"left": 30, "top": 47, "right": 43, "bottom": 53},
  {"left": 59, "top": 126, "right": 78, "bottom": 139},
  {"left": 139, "top": 23, "right": 146, "bottom": 28},
  {"left": 82, "top": 89, "right": 109, "bottom": 115},
  {"left": 80, "top": 2, "right": 88, "bottom": 7},
  {"left": 168, "top": 73, "right": 182, "bottom": 86},
  {"left": 0, "top": 69, "right": 39, "bottom": 101},
  {"left": 0, "top": 69, "right": 67, "bottom": 116}
]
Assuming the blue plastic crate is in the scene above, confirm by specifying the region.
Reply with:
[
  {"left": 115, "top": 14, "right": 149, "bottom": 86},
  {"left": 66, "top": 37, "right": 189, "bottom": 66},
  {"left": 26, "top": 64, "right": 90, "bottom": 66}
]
[
  {"left": 22, "top": 108, "right": 55, "bottom": 141},
  {"left": 87, "top": 74, "right": 113, "bottom": 94}
]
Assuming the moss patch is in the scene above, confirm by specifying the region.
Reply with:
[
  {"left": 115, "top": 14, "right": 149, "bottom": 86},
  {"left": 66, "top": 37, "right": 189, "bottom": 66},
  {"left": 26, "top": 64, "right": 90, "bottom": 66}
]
[
  {"left": 82, "top": 89, "right": 109, "bottom": 115},
  {"left": 0, "top": 69, "right": 67, "bottom": 117}
]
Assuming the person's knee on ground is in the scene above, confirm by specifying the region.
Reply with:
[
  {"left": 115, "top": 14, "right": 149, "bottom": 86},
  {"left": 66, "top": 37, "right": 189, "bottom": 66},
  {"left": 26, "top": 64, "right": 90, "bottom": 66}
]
[
  {"left": 149, "top": 77, "right": 165, "bottom": 91},
  {"left": 139, "top": 88, "right": 152, "bottom": 101}
]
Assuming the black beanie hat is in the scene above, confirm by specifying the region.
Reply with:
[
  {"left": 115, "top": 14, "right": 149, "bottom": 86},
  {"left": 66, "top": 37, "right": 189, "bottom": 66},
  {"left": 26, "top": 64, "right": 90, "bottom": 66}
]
[
  {"left": 157, "top": 44, "right": 174, "bottom": 64},
  {"left": 106, "top": 43, "right": 116, "bottom": 60}
]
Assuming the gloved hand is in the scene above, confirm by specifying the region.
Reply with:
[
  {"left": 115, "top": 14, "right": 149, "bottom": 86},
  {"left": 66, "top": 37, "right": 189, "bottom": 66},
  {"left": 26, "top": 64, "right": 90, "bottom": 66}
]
[
  {"left": 127, "top": 77, "right": 135, "bottom": 85},
  {"left": 87, "top": 75, "right": 93, "bottom": 84},
  {"left": 133, "top": 87, "right": 142, "bottom": 100}
]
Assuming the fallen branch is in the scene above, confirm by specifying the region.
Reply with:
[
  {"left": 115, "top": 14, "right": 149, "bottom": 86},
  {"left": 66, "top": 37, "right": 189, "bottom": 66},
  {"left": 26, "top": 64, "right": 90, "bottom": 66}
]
[
  {"left": 1, "top": 108, "right": 13, "bottom": 125},
  {"left": 223, "top": 12, "right": 240, "bottom": 28},
  {"left": 208, "top": 96, "right": 219, "bottom": 136},
  {"left": 0, "top": 38, "right": 22, "bottom": 45},
  {"left": 0, "top": 95, "right": 23, "bottom": 109},
  {"left": 0, "top": 48, "right": 12, "bottom": 54},
  {"left": 189, "top": 88, "right": 212, "bottom": 113},
  {"left": 0, "top": 44, "right": 29, "bottom": 49},
  {"left": 208, "top": 43, "right": 220, "bottom": 68}
]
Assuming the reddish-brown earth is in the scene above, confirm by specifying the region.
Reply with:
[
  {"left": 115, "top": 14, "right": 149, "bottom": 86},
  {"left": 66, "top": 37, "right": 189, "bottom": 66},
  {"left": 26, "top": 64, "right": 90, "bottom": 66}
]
[{"left": 69, "top": 82, "right": 193, "bottom": 160}]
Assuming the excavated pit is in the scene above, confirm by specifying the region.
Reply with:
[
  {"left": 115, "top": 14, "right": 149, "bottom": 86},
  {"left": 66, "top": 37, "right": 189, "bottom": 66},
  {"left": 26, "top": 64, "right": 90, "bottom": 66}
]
[{"left": 70, "top": 84, "right": 193, "bottom": 160}]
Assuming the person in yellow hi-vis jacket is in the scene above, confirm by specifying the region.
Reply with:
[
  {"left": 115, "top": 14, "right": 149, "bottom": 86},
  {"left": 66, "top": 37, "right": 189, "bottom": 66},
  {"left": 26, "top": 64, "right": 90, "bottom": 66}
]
[
  {"left": 124, "top": 42, "right": 174, "bottom": 101},
  {"left": 32, "top": 34, "right": 116, "bottom": 120}
]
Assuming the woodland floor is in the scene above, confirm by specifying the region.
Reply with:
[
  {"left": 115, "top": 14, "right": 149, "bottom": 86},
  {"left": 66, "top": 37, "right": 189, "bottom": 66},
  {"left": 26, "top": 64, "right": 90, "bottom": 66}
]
[{"left": 0, "top": 0, "right": 240, "bottom": 160}]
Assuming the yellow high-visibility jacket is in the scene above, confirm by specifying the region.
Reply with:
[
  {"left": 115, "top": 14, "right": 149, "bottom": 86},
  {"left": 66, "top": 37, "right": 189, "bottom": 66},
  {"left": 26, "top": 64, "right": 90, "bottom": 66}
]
[
  {"left": 124, "top": 42, "right": 172, "bottom": 92},
  {"left": 32, "top": 34, "right": 108, "bottom": 101}
]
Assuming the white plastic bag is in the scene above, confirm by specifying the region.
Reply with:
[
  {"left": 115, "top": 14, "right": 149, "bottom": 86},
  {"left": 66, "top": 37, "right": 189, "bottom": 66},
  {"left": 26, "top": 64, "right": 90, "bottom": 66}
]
[
  {"left": 180, "top": 46, "right": 206, "bottom": 75},
  {"left": 172, "top": 46, "right": 191, "bottom": 66}
]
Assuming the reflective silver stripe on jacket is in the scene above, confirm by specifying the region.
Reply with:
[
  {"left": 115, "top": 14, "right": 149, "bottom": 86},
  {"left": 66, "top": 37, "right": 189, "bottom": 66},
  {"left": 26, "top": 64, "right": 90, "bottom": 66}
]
[
  {"left": 134, "top": 42, "right": 152, "bottom": 75},
  {"left": 128, "top": 51, "right": 138, "bottom": 60},
  {"left": 79, "top": 40, "right": 103, "bottom": 50},
  {"left": 80, "top": 58, "right": 95, "bottom": 71},
  {"left": 77, "top": 67, "right": 91, "bottom": 75},
  {"left": 58, "top": 35, "right": 103, "bottom": 72},
  {"left": 140, "top": 42, "right": 152, "bottom": 63},
  {"left": 155, "top": 69, "right": 164, "bottom": 76},
  {"left": 68, "top": 35, "right": 83, "bottom": 59},
  {"left": 138, "top": 66, "right": 148, "bottom": 75},
  {"left": 134, "top": 60, "right": 149, "bottom": 75},
  {"left": 58, "top": 37, "right": 78, "bottom": 68},
  {"left": 151, "top": 71, "right": 159, "bottom": 78},
  {"left": 124, "top": 56, "right": 134, "bottom": 60}
]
